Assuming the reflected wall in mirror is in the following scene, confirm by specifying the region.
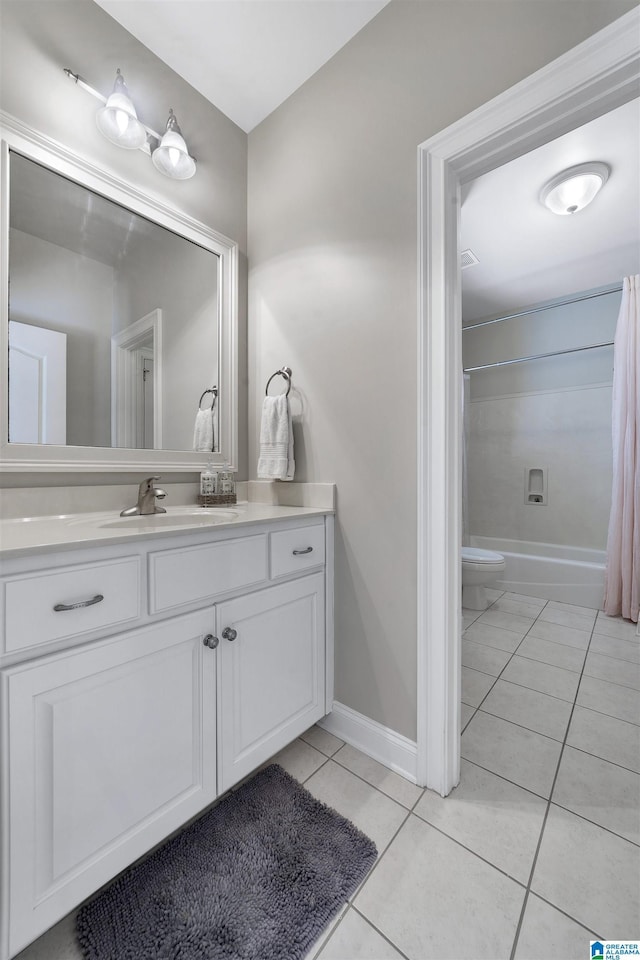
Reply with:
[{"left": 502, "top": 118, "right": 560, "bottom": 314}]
[{"left": 8, "top": 152, "right": 219, "bottom": 452}]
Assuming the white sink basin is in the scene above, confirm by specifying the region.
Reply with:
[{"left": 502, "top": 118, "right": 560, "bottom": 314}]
[{"left": 99, "top": 509, "right": 239, "bottom": 530}]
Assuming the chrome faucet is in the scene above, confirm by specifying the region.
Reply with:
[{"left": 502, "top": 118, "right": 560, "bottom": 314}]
[{"left": 120, "top": 476, "right": 168, "bottom": 517}]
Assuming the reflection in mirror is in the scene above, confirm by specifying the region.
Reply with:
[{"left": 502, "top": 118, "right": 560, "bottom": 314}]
[{"left": 8, "top": 152, "right": 219, "bottom": 452}]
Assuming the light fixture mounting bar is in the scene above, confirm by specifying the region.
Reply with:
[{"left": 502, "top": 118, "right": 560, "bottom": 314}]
[{"left": 63, "top": 67, "right": 161, "bottom": 154}]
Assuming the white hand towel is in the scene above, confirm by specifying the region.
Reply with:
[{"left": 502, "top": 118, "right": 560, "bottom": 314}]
[
  {"left": 257, "top": 394, "right": 295, "bottom": 481},
  {"left": 193, "top": 407, "right": 214, "bottom": 452}
]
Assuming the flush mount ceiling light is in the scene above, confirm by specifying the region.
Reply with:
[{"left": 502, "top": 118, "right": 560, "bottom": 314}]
[
  {"left": 64, "top": 68, "right": 196, "bottom": 180},
  {"left": 152, "top": 110, "right": 197, "bottom": 180},
  {"left": 540, "top": 162, "right": 610, "bottom": 215}
]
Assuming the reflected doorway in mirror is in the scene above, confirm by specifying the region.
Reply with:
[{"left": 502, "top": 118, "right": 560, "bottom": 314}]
[{"left": 111, "top": 309, "right": 162, "bottom": 450}]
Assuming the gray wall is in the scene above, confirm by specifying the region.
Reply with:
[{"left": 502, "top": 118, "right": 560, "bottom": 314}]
[
  {"left": 247, "top": 0, "right": 636, "bottom": 740},
  {"left": 9, "top": 229, "right": 114, "bottom": 447},
  {"left": 115, "top": 232, "right": 219, "bottom": 452},
  {"left": 0, "top": 0, "right": 248, "bottom": 476}
]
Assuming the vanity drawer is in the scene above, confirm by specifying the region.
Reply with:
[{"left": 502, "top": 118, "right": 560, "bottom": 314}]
[
  {"left": 149, "top": 534, "right": 268, "bottom": 614},
  {"left": 270, "top": 523, "right": 325, "bottom": 579},
  {"left": 3, "top": 557, "right": 141, "bottom": 654}
]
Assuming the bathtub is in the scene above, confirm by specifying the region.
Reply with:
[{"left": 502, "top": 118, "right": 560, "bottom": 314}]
[{"left": 470, "top": 536, "right": 605, "bottom": 609}]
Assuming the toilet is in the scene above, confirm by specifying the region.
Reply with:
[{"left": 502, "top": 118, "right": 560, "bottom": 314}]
[{"left": 462, "top": 546, "right": 506, "bottom": 610}]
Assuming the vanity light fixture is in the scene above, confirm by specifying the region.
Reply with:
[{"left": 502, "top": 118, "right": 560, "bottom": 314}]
[
  {"left": 64, "top": 67, "right": 196, "bottom": 180},
  {"left": 540, "top": 161, "right": 610, "bottom": 215},
  {"left": 95, "top": 69, "right": 146, "bottom": 149},
  {"left": 152, "top": 110, "right": 197, "bottom": 180}
]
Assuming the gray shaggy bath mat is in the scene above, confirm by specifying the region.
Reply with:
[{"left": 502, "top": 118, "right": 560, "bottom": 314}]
[{"left": 76, "top": 763, "right": 377, "bottom": 960}]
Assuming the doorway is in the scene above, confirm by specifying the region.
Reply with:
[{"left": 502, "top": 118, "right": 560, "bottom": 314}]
[{"left": 416, "top": 10, "right": 639, "bottom": 794}]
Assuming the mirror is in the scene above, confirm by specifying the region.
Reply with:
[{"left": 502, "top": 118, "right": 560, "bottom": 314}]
[
  {"left": 9, "top": 152, "right": 219, "bottom": 452},
  {"left": 0, "top": 115, "right": 238, "bottom": 474}
]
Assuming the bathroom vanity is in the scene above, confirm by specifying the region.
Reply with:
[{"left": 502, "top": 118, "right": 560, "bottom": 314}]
[{"left": 0, "top": 505, "right": 334, "bottom": 959}]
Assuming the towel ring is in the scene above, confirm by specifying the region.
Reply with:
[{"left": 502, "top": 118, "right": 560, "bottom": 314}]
[
  {"left": 198, "top": 386, "right": 218, "bottom": 410},
  {"left": 265, "top": 366, "right": 292, "bottom": 397}
]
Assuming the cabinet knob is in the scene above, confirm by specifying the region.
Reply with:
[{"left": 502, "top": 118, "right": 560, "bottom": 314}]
[
  {"left": 222, "top": 627, "right": 237, "bottom": 642},
  {"left": 203, "top": 634, "right": 219, "bottom": 649}
]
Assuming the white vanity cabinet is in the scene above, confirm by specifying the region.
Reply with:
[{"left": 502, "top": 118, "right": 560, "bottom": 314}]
[
  {"left": 217, "top": 571, "right": 325, "bottom": 791},
  {"left": 2, "top": 609, "right": 217, "bottom": 959},
  {"left": 0, "top": 512, "right": 333, "bottom": 960}
]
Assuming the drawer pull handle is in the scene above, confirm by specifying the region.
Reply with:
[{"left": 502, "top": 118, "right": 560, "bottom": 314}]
[
  {"left": 292, "top": 547, "right": 313, "bottom": 556},
  {"left": 53, "top": 594, "right": 104, "bottom": 612},
  {"left": 203, "top": 634, "right": 219, "bottom": 649},
  {"left": 222, "top": 627, "right": 237, "bottom": 642}
]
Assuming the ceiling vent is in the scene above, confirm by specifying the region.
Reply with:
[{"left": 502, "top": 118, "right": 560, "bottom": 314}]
[{"left": 461, "top": 248, "right": 480, "bottom": 269}]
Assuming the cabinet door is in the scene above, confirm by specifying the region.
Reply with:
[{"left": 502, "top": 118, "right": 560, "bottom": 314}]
[
  {"left": 1, "top": 609, "right": 216, "bottom": 959},
  {"left": 217, "top": 573, "right": 325, "bottom": 792}
]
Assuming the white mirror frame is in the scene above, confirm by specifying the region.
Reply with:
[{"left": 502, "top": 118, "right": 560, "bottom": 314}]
[{"left": 0, "top": 110, "right": 238, "bottom": 474}]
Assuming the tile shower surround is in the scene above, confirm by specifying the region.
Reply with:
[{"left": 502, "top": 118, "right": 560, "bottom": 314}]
[{"left": 14, "top": 593, "right": 639, "bottom": 960}]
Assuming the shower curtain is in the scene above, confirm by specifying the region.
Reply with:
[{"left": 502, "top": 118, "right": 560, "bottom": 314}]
[{"left": 603, "top": 275, "right": 639, "bottom": 623}]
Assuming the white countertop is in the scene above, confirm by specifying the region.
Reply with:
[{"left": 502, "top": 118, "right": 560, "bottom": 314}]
[{"left": 0, "top": 502, "right": 333, "bottom": 559}]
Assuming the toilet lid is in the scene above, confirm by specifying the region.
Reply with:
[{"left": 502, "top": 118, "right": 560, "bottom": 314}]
[{"left": 462, "top": 546, "right": 504, "bottom": 564}]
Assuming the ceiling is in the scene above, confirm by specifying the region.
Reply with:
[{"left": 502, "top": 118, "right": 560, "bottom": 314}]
[
  {"left": 461, "top": 98, "right": 640, "bottom": 323},
  {"left": 9, "top": 153, "right": 195, "bottom": 268},
  {"left": 93, "top": 0, "right": 390, "bottom": 132}
]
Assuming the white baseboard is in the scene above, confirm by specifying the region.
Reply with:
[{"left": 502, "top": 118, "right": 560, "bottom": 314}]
[{"left": 319, "top": 702, "right": 418, "bottom": 784}]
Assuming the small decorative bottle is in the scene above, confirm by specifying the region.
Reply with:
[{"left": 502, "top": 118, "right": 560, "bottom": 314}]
[
  {"left": 200, "top": 460, "right": 217, "bottom": 496},
  {"left": 219, "top": 462, "right": 235, "bottom": 498}
]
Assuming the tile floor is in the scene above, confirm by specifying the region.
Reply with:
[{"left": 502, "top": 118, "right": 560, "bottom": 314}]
[{"left": 14, "top": 591, "right": 640, "bottom": 960}]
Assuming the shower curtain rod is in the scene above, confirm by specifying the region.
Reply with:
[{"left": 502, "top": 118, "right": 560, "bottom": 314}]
[
  {"left": 463, "top": 339, "right": 614, "bottom": 373},
  {"left": 462, "top": 286, "right": 622, "bottom": 332}
]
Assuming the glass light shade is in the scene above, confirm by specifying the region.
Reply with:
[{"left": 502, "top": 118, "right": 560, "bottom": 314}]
[
  {"left": 152, "top": 110, "right": 196, "bottom": 180},
  {"left": 96, "top": 69, "right": 146, "bottom": 150},
  {"left": 540, "top": 162, "right": 610, "bottom": 215}
]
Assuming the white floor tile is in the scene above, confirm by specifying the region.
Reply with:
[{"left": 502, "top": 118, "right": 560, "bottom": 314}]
[
  {"left": 13, "top": 912, "right": 81, "bottom": 960},
  {"left": 514, "top": 894, "right": 598, "bottom": 960},
  {"left": 538, "top": 606, "right": 596, "bottom": 631},
  {"left": 305, "top": 905, "right": 349, "bottom": 960},
  {"left": 461, "top": 712, "right": 562, "bottom": 798},
  {"left": 502, "top": 592, "right": 547, "bottom": 608},
  {"left": 462, "top": 621, "right": 524, "bottom": 654},
  {"left": 501, "top": 656, "right": 580, "bottom": 703},
  {"left": 462, "top": 639, "right": 512, "bottom": 677},
  {"left": 584, "top": 651, "right": 640, "bottom": 691},
  {"left": 461, "top": 703, "right": 476, "bottom": 730},
  {"left": 516, "top": 635, "right": 586, "bottom": 673},
  {"left": 594, "top": 615, "right": 639, "bottom": 642},
  {"left": 528, "top": 619, "right": 591, "bottom": 650},
  {"left": 546, "top": 600, "right": 598, "bottom": 617},
  {"left": 576, "top": 675, "right": 640, "bottom": 726},
  {"left": 462, "top": 608, "right": 484, "bottom": 630},
  {"left": 461, "top": 666, "right": 495, "bottom": 707},
  {"left": 354, "top": 815, "right": 525, "bottom": 960},
  {"left": 301, "top": 725, "right": 345, "bottom": 757},
  {"left": 316, "top": 909, "right": 404, "bottom": 959},
  {"left": 414, "top": 759, "right": 546, "bottom": 883},
  {"left": 476, "top": 609, "right": 535, "bottom": 637},
  {"left": 590, "top": 633, "right": 640, "bottom": 664},
  {"left": 552, "top": 746, "right": 640, "bottom": 845},
  {"left": 490, "top": 597, "right": 547, "bottom": 620},
  {"left": 304, "top": 761, "right": 408, "bottom": 856},
  {"left": 532, "top": 804, "right": 640, "bottom": 935},
  {"left": 271, "top": 738, "right": 328, "bottom": 782},
  {"left": 567, "top": 706, "right": 640, "bottom": 773},
  {"left": 333, "top": 744, "right": 423, "bottom": 809},
  {"left": 481, "top": 680, "right": 572, "bottom": 742}
]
